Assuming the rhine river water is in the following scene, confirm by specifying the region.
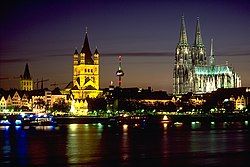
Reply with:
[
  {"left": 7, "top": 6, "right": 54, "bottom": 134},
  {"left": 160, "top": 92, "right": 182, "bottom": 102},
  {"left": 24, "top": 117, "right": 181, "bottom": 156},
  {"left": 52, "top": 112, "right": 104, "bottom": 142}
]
[{"left": 0, "top": 123, "right": 249, "bottom": 167}]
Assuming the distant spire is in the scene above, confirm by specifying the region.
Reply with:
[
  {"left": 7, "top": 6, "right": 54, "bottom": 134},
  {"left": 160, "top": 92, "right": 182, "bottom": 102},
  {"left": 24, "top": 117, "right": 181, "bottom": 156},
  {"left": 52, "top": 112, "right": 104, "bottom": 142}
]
[
  {"left": 210, "top": 38, "right": 213, "bottom": 56},
  {"left": 194, "top": 17, "right": 204, "bottom": 46},
  {"left": 74, "top": 47, "right": 78, "bottom": 55},
  {"left": 179, "top": 14, "right": 188, "bottom": 45},
  {"left": 210, "top": 38, "right": 215, "bottom": 66},
  {"left": 23, "top": 63, "right": 31, "bottom": 79},
  {"left": 94, "top": 47, "right": 99, "bottom": 55}
]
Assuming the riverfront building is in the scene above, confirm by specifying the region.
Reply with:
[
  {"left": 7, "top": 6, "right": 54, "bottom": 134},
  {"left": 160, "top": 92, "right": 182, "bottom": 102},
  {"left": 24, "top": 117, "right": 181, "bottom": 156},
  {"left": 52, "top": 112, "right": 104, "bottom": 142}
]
[
  {"left": 173, "top": 16, "right": 241, "bottom": 95},
  {"left": 67, "top": 29, "right": 102, "bottom": 115}
]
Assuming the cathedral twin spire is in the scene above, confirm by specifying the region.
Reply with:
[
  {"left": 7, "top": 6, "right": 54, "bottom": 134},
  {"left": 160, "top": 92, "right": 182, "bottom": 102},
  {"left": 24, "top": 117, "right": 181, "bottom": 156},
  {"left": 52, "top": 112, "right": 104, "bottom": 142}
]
[
  {"left": 194, "top": 17, "right": 204, "bottom": 47},
  {"left": 174, "top": 15, "right": 207, "bottom": 94},
  {"left": 178, "top": 15, "right": 204, "bottom": 47},
  {"left": 179, "top": 15, "right": 188, "bottom": 45}
]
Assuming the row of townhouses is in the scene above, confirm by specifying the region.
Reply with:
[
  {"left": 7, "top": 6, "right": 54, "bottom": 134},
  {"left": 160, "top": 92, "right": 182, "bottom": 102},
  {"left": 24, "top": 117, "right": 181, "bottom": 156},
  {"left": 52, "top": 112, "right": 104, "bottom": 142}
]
[{"left": 0, "top": 88, "right": 67, "bottom": 113}]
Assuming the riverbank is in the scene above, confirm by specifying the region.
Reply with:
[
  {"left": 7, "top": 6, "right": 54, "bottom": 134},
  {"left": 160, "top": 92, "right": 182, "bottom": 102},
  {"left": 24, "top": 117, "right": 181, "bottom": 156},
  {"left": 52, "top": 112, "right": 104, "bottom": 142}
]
[{"left": 54, "top": 113, "right": 250, "bottom": 125}]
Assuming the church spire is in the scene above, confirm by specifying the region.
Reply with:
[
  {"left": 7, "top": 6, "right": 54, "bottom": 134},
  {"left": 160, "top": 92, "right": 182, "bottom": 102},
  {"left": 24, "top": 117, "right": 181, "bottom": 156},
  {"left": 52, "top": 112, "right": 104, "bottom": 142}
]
[
  {"left": 210, "top": 38, "right": 215, "bottom": 66},
  {"left": 194, "top": 17, "right": 203, "bottom": 46},
  {"left": 81, "top": 27, "right": 91, "bottom": 53},
  {"left": 74, "top": 47, "right": 78, "bottom": 55},
  {"left": 81, "top": 27, "right": 93, "bottom": 64},
  {"left": 23, "top": 63, "right": 31, "bottom": 79},
  {"left": 179, "top": 14, "right": 188, "bottom": 45}
]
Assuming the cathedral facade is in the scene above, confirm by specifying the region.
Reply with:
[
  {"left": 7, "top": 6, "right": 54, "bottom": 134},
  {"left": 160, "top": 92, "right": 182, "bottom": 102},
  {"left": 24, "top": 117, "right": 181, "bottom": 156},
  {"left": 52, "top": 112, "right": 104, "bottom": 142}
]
[{"left": 173, "top": 16, "right": 241, "bottom": 95}]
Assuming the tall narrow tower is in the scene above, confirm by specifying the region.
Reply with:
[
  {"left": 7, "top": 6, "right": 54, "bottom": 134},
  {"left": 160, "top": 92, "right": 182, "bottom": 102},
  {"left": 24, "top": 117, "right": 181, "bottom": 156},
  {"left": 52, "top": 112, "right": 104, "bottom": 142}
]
[
  {"left": 20, "top": 63, "right": 33, "bottom": 91},
  {"left": 209, "top": 38, "right": 215, "bottom": 66},
  {"left": 71, "top": 28, "right": 102, "bottom": 99},
  {"left": 116, "top": 56, "right": 124, "bottom": 87},
  {"left": 191, "top": 17, "right": 206, "bottom": 66},
  {"left": 173, "top": 15, "right": 191, "bottom": 95}
]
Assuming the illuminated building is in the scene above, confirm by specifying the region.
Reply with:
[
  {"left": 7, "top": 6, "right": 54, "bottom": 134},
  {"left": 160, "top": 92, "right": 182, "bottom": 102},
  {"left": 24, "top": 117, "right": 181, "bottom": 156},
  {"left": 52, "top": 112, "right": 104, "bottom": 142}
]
[
  {"left": 0, "top": 89, "right": 67, "bottom": 112},
  {"left": 70, "top": 29, "right": 102, "bottom": 115},
  {"left": 174, "top": 15, "right": 241, "bottom": 95},
  {"left": 116, "top": 56, "right": 125, "bottom": 87},
  {"left": 20, "top": 63, "right": 33, "bottom": 91},
  {"left": 235, "top": 95, "right": 246, "bottom": 110}
]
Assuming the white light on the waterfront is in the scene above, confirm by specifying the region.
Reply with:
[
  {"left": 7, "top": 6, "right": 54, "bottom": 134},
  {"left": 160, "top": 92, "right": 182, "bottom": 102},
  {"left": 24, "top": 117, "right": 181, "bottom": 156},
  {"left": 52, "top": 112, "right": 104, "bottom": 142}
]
[{"left": 245, "top": 121, "right": 248, "bottom": 126}]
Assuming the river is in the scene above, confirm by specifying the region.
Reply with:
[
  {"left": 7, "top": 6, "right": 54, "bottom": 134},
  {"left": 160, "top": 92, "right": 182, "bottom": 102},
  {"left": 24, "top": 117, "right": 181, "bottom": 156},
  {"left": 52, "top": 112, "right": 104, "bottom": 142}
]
[{"left": 0, "top": 123, "right": 249, "bottom": 166}]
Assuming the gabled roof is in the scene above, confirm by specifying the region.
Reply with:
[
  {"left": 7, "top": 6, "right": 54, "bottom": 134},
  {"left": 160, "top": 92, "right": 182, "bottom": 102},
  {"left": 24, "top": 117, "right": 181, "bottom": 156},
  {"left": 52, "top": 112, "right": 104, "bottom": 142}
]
[
  {"left": 52, "top": 87, "right": 62, "bottom": 95},
  {"left": 71, "top": 85, "right": 79, "bottom": 90},
  {"left": 30, "top": 89, "right": 46, "bottom": 96},
  {"left": 65, "top": 81, "right": 73, "bottom": 89},
  {"left": 84, "top": 77, "right": 91, "bottom": 84},
  {"left": 84, "top": 85, "right": 97, "bottom": 90}
]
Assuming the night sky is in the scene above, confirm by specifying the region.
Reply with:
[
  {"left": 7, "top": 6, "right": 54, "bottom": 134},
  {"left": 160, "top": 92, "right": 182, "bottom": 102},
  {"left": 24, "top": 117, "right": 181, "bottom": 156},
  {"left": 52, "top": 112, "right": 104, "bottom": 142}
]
[{"left": 1, "top": 0, "right": 250, "bottom": 93}]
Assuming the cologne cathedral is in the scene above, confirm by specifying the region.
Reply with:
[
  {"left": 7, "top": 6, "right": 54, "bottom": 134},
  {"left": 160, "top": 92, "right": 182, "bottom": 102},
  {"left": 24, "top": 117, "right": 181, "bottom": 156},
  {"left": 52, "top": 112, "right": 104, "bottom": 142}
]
[{"left": 173, "top": 16, "right": 241, "bottom": 95}]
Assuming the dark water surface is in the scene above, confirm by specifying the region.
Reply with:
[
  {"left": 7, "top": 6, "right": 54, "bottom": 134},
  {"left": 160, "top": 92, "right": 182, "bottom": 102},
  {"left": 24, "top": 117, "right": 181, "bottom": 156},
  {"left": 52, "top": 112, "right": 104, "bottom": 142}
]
[{"left": 0, "top": 124, "right": 249, "bottom": 167}]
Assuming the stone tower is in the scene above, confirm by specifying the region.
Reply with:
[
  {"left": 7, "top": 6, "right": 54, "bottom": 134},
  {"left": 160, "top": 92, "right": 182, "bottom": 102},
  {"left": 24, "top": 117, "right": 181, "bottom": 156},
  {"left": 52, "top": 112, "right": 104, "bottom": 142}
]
[
  {"left": 20, "top": 63, "right": 33, "bottom": 91},
  {"left": 72, "top": 29, "right": 102, "bottom": 99},
  {"left": 173, "top": 15, "right": 191, "bottom": 94}
]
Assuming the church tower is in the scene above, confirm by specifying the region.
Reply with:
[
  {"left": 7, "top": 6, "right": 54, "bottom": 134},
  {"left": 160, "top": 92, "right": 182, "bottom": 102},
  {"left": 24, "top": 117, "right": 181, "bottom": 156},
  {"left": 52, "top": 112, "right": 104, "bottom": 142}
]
[
  {"left": 20, "top": 63, "right": 33, "bottom": 91},
  {"left": 71, "top": 29, "right": 102, "bottom": 100},
  {"left": 191, "top": 17, "right": 206, "bottom": 66},
  {"left": 173, "top": 15, "right": 191, "bottom": 95}
]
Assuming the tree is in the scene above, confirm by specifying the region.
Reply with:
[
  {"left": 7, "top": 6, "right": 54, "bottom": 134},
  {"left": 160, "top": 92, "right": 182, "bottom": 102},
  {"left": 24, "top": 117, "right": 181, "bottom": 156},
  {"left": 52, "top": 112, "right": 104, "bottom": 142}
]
[{"left": 52, "top": 98, "right": 70, "bottom": 113}]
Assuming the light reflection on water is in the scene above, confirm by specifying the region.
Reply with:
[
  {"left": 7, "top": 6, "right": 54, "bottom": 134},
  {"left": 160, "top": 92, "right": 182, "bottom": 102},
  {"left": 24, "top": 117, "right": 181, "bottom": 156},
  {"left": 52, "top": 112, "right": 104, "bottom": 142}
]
[{"left": 0, "top": 124, "right": 249, "bottom": 166}]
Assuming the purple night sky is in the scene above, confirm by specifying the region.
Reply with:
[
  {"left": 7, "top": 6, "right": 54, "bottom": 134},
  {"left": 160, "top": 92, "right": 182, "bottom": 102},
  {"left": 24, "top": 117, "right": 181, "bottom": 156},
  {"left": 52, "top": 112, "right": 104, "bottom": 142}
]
[{"left": 1, "top": 0, "right": 250, "bottom": 93}]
